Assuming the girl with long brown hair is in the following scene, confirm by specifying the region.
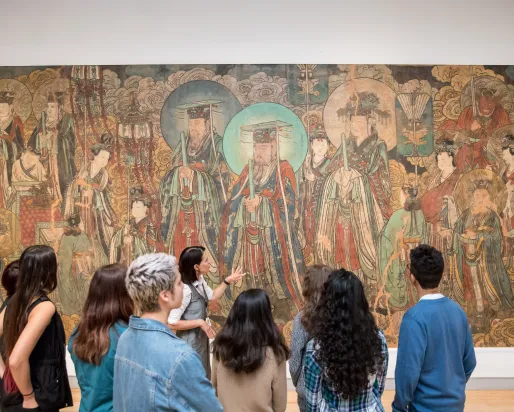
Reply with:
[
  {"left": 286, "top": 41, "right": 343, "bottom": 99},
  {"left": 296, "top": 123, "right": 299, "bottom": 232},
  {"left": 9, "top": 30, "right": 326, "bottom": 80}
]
[
  {"left": 289, "top": 264, "right": 332, "bottom": 412},
  {"left": 69, "top": 263, "right": 133, "bottom": 412},
  {"left": 0, "top": 245, "right": 73, "bottom": 411}
]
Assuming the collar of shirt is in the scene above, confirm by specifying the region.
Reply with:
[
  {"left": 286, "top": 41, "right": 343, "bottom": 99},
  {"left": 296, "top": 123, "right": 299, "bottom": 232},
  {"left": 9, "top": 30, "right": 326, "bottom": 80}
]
[
  {"left": 419, "top": 293, "right": 444, "bottom": 301},
  {"left": 192, "top": 276, "right": 204, "bottom": 288}
]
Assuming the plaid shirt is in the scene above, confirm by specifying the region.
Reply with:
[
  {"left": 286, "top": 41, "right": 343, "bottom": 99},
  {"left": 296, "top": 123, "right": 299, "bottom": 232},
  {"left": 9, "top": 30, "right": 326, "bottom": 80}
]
[{"left": 304, "top": 330, "right": 388, "bottom": 411}]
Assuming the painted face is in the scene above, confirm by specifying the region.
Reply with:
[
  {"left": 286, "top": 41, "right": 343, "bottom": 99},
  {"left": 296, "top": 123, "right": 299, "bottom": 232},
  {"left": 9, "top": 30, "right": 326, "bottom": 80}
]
[
  {"left": 350, "top": 115, "right": 368, "bottom": 139},
  {"left": 131, "top": 200, "right": 148, "bottom": 219},
  {"left": 95, "top": 149, "right": 111, "bottom": 168},
  {"left": 0, "top": 103, "right": 12, "bottom": 118},
  {"left": 478, "top": 95, "right": 496, "bottom": 117},
  {"left": 473, "top": 188, "right": 491, "bottom": 208},
  {"left": 47, "top": 102, "right": 59, "bottom": 122},
  {"left": 311, "top": 138, "right": 329, "bottom": 158},
  {"left": 254, "top": 142, "right": 275, "bottom": 166},
  {"left": 195, "top": 252, "right": 210, "bottom": 276},
  {"left": 400, "top": 186, "right": 410, "bottom": 204},
  {"left": 170, "top": 269, "right": 184, "bottom": 309},
  {"left": 436, "top": 152, "right": 453, "bottom": 171},
  {"left": 502, "top": 147, "right": 514, "bottom": 164},
  {"left": 188, "top": 118, "right": 207, "bottom": 141}
]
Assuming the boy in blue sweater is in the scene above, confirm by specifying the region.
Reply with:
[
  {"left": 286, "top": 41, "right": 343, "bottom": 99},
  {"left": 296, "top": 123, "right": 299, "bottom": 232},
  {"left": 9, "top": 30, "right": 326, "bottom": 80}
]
[{"left": 392, "top": 244, "right": 476, "bottom": 412}]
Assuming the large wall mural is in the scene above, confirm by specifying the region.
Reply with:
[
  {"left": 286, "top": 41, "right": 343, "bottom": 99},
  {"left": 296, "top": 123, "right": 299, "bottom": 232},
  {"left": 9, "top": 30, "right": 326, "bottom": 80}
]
[{"left": 0, "top": 64, "right": 514, "bottom": 347}]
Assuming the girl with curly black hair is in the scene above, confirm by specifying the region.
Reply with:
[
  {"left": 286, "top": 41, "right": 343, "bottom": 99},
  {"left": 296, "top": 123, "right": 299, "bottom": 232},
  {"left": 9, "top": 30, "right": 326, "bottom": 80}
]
[
  {"left": 212, "top": 289, "right": 289, "bottom": 412},
  {"left": 304, "top": 269, "right": 388, "bottom": 411}
]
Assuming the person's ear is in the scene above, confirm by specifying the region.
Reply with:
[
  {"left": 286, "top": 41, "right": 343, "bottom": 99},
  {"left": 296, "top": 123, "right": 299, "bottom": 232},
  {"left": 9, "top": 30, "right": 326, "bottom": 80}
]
[
  {"left": 410, "top": 274, "right": 417, "bottom": 285},
  {"left": 160, "top": 289, "right": 171, "bottom": 304}
]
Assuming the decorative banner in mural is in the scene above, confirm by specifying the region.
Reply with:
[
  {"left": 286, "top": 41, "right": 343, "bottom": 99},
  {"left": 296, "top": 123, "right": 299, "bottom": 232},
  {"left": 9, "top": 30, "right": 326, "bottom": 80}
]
[
  {"left": 0, "top": 64, "right": 513, "bottom": 348},
  {"left": 286, "top": 64, "right": 329, "bottom": 106}
]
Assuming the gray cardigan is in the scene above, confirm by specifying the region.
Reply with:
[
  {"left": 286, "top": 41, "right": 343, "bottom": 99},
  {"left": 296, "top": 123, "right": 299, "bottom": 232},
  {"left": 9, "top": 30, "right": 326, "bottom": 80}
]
[{"left": 289, "top": 312, "right": 310, "bottom": 411}]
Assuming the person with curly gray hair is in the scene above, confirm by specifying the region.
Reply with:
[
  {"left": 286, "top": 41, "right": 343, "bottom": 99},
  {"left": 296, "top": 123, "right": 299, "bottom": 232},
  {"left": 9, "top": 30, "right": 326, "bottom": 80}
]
[{"left": 113, "top": 253, "right": 222, "bottom": 412}]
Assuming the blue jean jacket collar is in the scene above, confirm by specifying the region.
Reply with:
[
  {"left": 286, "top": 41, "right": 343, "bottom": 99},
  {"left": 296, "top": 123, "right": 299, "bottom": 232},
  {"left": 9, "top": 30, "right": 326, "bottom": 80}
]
[{"left": 128, "top": 316, "right": 178, "bottom": 339}]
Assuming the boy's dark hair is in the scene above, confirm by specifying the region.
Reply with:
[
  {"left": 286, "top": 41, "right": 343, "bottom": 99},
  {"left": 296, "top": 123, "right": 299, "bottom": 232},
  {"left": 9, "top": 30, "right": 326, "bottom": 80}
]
[{"left": 410, "top": 244, "right": 444, "bottom": 289}]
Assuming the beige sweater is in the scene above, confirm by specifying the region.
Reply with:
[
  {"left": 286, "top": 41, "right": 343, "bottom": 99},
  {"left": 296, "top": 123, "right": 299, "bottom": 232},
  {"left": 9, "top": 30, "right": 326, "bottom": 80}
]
[{"left": 212, "top": 347, "right": 288, "bottom": 412}]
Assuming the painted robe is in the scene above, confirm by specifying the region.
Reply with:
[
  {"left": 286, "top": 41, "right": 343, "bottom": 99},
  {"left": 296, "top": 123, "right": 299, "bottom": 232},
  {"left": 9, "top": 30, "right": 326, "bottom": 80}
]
[
  {"left": 57, "top": 226, "right": 93, "bottom": 316},
  {"left": 28, "top": 113, "right": 76, "bottom": 203},
  {"left": 219, "top": 160, "right": 305, "bottom": 323},
  {"left": 160, "top": 133, "right": 225, "bottom": 274},
  {"left": 378, "top": 201, "right": 426, "bottom": 311},
  {"left": 0, "top": 115, "right": 25, "bottom": 207},
  {"left": 502, "top": 168, "right": 514, "bottom": 271},
  {"left": 420, "top": 169, "right": 461, "bottom": 251},
  {"left": 454, "top": 106, "right": 511, "bottom": 172},
  {"left": 296, "top": 155, "right": 332, "bottom": 262},
  {"left": 345, "top": 132, "right": 393, "bottom": 226},
  {"left": 452, "top": 207, "right": 514, "bottom": 314},
  {"left": 64, "top": 162, "right": 116, "bottom": 266},
  {"left": 109, "top": 216, "right": 157, "bottom": 265},
  {"left": 317, "top": 167, "right": 383, "bottom": 283}
]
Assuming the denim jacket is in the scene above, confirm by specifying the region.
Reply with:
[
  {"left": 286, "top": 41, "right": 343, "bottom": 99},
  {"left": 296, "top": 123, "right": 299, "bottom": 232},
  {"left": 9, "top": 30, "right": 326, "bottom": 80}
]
[{"left": 113, "top": 316, "right": 222, "bottom": 412}]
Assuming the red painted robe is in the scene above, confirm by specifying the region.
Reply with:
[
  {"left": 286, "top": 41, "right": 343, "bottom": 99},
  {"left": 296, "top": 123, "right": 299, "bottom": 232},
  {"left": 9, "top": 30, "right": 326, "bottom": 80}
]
[
  {"left": 420, "top": 170, "right": 460, "bottom": 251},
  {"left": 219, "top": 161, "right": 304, "bottom": 310}
]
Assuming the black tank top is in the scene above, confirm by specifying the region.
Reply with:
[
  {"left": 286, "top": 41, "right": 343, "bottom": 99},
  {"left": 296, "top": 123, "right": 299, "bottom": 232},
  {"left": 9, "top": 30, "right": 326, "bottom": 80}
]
[{"left": 3, "top": 296, "right": 73, "bottom": 411}]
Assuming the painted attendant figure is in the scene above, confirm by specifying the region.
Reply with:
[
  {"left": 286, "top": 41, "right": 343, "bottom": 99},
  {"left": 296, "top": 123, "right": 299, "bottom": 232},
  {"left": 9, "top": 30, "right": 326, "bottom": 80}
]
[
  {"left": 110, "top": 186, "right": 157, "bottom": 265},
  {"left": 65, "top": 135, "right": 116, "bottom": 266},
  {"left": 0, "top": 92, "right": 25, "bottom": 207},
  {"left": 28, "top": 92, "right": 76, "bottom": 205},
  {"left": 297, "top": 123, "right": 333, "bottom": 264}
]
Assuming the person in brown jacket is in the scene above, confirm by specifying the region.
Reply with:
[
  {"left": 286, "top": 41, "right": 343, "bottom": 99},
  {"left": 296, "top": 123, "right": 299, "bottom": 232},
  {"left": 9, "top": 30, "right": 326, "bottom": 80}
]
[{"left": 212, "top": 288, "right": 289, "bottom": 412}]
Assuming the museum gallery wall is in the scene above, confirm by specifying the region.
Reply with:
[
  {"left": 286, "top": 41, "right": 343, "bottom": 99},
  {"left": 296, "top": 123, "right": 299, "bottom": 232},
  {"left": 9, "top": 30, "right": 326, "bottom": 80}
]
[{"left": 0, "top": 64, "right": 513, "bottom": 348}]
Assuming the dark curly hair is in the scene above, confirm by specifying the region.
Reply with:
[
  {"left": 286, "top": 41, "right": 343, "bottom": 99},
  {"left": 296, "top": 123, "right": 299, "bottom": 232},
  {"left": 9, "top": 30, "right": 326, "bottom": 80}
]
[
  {"left": 409, "top": 244, "right": 444, "bottom": 289},
  {"left": 312, "top": 269, "right": 384, "bottom": 400},
  {"left": 213, "top": 289, "right": 289, "bottom": 374},
  {"left": 301, "top": 264, "right": 333, "bottom": 335}
]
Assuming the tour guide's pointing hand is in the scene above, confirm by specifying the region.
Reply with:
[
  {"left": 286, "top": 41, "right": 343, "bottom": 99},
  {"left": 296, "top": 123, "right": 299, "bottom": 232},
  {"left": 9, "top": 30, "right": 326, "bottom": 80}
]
[{"left": 224, "top": 266, "right": 246, "bottom": 284}]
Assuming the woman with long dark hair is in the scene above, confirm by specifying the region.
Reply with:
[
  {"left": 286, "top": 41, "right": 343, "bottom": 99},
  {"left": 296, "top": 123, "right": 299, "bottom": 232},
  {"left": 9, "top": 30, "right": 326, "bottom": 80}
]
[
  {"left": 289, "top": 264, "right": 332, "bottom": 411},
  {"left": 0, "top": 261, "right": 20, "bottom": 361},
  {"left": 0, "top": 245, "right": 73, "bottom": 411},
  {"left": 167, "top": 246, "right": 244, "bottom": 378},
  {"left": 69, "top": 263, "right": 133, "bottom": 412},
  {"left": 212, "top": 289, "right": 289, "bottom": 412},
  {"left": 305, "top": 269, "right": 388, "bottom": 411}
]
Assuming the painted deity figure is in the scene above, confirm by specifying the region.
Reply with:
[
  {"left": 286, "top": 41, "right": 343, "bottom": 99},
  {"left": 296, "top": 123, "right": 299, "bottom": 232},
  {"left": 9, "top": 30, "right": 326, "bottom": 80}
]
[
  {"left": 453, "top": 85, "right": 511, "bottom": 172},
  {"left": 219, "top": 123, "right": 305, "bottom": 325},
  {"left": 110, "top": 187, "right": 157, "bottom": 265},
  {"left": 317, "top": 92, "right": 390, "bottom": 285},
  {"left": 64, "top": 137, "right": 116, "bottom": 266},
  {"left": 297, "top": 124, "right": 333, "bottom": 263},
  {"left": 452, "top": 180, "right": 514, "bottom": 331},
  {"left": 160, "top": 102, "right": 227, "bottom": 273},
  {"left": 56, "top": 214, "right": 93, "bottom": 316},
  {"left": 378, "top": 186, "right": 426, "bottom": 311},
  {"left": 500, "top": 134, "right": 514, "bottom": 272},
  {"left": 28, "top": 92, "right": 76, "bottom": 204},
  {"left": 0, "top": 92, "right": 25, "bottom": 207}
]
